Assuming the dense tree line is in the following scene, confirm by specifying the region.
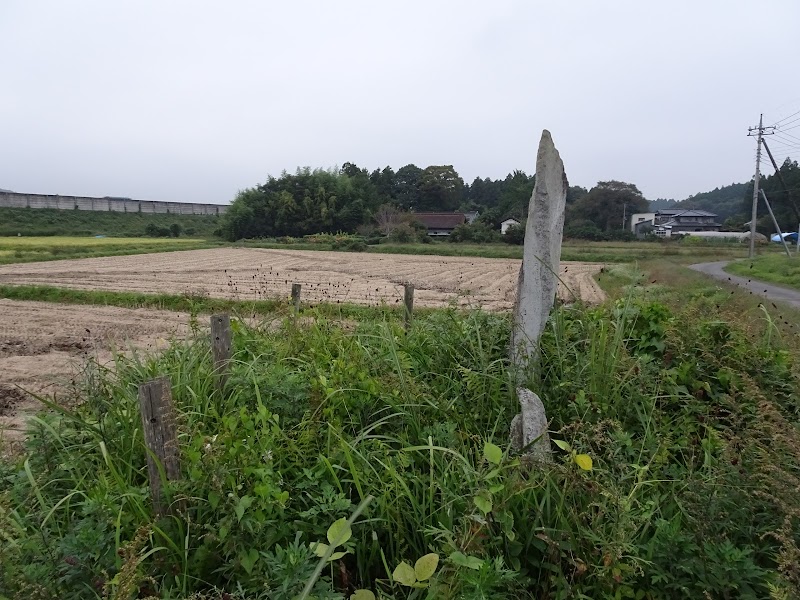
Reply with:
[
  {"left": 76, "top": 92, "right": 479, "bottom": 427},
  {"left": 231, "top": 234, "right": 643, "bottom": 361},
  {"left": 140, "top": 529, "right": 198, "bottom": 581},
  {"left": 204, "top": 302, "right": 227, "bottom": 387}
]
[
  {"left": 222, "top": 159, "right": 800, "bottom": 242},
  {"left": 221, "top": 162, "right": 613, "bottom": 241},
  {"left": 221, "top": 163, "right": 544, "bottom": 241},
  {"left": 739, "top": 158, "right": 800, "bottom": 234}
]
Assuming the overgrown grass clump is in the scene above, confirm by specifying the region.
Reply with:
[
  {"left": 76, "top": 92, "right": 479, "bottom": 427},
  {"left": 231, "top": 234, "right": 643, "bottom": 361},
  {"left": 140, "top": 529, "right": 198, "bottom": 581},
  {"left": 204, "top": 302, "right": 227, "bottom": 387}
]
[
  {"left": 1, "top": 300, "right": 799, "bottom": 598},
  {"left": 727, "top": 254, "right": 800, "bottom": 291}
]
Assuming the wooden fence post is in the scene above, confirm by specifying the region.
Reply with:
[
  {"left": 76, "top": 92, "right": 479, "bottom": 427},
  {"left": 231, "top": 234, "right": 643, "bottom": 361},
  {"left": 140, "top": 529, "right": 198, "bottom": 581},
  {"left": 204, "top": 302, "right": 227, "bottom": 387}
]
[
  {"left": 404, "top": 283, "right": 414, "bottom": 330},
  {"left": 211, "top": 314, "right": 232, "bottom": 390},
  {"left": 291, "top": 283, "right": 302, "bottom": 314},
  {"left": 138, "top": 377, "right": 180, "bottom": 516}
]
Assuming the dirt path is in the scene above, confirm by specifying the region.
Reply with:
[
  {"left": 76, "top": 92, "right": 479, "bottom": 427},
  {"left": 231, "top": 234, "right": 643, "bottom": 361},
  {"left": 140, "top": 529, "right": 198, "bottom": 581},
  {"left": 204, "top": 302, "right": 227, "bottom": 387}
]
[
  {"left": 0, "top": 299, "right": 190, "bottom": 443},
  {"left": 0, "top": 248, "right": 606, "bottom": 309},
  {"left": 689, "top": 261, "right": 800, "bottom": 309}
]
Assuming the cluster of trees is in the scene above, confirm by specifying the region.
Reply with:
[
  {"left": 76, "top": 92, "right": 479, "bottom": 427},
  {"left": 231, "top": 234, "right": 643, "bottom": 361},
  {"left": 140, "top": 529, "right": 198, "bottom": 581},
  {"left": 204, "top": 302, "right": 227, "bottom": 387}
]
[
  {"left": 739, "top": 158, "right": 800, "bottom": 234},
  {"left": 220, "top": 162, "right": 633, "bottom": 241},
  {"left": 221, "top": 163, "right": 546, "bottom": 241},
  {"left": 222, "top": 157, "right": 800, "bottom": 242},
  {"left": 563, "top": 180, "right": 647, "bottom": 240}
]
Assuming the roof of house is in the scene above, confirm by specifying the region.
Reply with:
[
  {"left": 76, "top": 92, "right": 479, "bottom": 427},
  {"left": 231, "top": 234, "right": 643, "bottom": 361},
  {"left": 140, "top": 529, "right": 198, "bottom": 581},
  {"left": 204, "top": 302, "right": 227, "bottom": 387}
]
[
  {"left": 501, "top": 217, "right": 520, "bottom": 224},
  {"left": 656, "top": 209, "right": 718, "bottom": 218},
  {"left": 411, "top": 212, "right": 467, "bottom": 229},
  {"left": 658, "top": 219, "right": 722, "bottom": 228}
]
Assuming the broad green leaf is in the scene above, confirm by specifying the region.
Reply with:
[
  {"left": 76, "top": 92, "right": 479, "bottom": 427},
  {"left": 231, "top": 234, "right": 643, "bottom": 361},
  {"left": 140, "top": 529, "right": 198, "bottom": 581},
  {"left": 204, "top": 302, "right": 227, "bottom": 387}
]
[
  {"left": 483, "top": 442, "right": 503, "bottom": 465},
  {"left": 208, "top": 490, "right": 221, "bottom": 509},
  {"left": 553, "top": 439, "right": 572, "bottom": 452},
  {"left": 327, "top": 518, "right": 352, "bottom": 547},
  {"left": 393, "top": 561, "right": 417, "bottom": 586},
  {"left": 218, "top": 524, "right": 229, "bottom": 541},
  {"left": 234, "top": 495, "right": 253, "bottom": 522},
  {"left": 240, "top": 548, "right": 259, "bottom": 574},
  {"left": 310, "top": 542, "right": 329, "bottom": 557},
  {"left": 574, "top": 454, "right": 593, "bottom": 471},
  {"left": 351, "top": 591, "right": 376, "bottom": 600},
  {"left": 329, "top": 550, "right": 347, "bottom": 561},
  {"left": 474, "top": 495, "right": 493, "bottom": 515},
  {"left": 449, "top": 551, "right": 484, "bottom": 570},
  {"left": 414, "top": 553, "right": 439, "bottom": 581},
  {"left": 489, "top": 484, "right": 505, "bottom": 494}
]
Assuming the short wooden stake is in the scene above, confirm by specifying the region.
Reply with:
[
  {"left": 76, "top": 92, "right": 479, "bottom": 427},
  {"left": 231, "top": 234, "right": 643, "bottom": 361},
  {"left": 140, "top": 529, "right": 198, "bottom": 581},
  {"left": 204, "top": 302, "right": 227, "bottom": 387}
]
[
  {"left": 138, "top": 377, "right": 180, "bottom": 516},
  {"left": 404, "top": 283, "right": 414, "bottom": 330},
  {"left": 211, "top": 314, "right": 232, "bottom": 391},
  {"left": 291, "top": 283, "right": 302, "bottom": 313}
]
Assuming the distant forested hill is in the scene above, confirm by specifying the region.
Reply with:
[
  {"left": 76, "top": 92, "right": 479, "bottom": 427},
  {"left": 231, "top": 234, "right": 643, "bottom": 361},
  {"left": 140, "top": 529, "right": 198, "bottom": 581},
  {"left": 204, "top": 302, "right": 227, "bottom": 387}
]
[{"left": 649, "top": 182, "right": 748, "bottom": 220}]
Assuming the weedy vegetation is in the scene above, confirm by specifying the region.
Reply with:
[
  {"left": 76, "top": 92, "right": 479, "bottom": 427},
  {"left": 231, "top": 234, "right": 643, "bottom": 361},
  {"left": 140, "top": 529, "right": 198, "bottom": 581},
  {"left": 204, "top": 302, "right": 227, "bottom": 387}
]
[
  {"left": 2, "top": 264, "right": 800, "bottom": 599},
  {"left": 727, "top": 253, "right": 800, "bottom": 291}
]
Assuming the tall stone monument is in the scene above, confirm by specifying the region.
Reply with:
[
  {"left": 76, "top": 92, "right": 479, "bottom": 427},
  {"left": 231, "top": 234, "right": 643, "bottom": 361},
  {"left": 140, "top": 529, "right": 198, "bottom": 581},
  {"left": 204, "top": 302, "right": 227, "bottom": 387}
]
[
  {"left": 509, "top": 130, "right": 568, "bottom": 461},
  {"left": 510, "top": 130, "right": 568, "bottom": 370}
]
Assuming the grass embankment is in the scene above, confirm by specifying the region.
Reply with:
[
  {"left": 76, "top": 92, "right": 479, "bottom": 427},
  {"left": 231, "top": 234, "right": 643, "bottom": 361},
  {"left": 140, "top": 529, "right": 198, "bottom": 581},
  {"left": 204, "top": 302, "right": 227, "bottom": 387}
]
[
  {"left": 2, "top": 271, "right": 800, "bottom": 597},
  {"left": 0, "top": 284, "right": 425, "bottom": 322},
  {"left": 0, "top": 207, "right": 222, "bottom": 238},
  {"left": 0, "top": 237, "right": 217, "bottom": 265},
  {"left": 726, "top": 253, "right": 800, "bottom": 291}
]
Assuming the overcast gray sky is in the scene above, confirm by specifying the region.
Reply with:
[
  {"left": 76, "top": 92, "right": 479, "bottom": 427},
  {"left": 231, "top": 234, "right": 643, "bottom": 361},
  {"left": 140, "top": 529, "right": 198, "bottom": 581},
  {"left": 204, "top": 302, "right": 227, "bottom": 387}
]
[{"left": 2, "top": 1, "right": 800, "bottom": 205}]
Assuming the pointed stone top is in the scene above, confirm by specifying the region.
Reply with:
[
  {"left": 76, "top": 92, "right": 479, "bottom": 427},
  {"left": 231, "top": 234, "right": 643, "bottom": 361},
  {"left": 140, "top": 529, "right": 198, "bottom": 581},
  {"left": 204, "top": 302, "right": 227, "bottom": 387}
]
[{"left": 511, "top": 130, "right": 569, "bottom": 369}]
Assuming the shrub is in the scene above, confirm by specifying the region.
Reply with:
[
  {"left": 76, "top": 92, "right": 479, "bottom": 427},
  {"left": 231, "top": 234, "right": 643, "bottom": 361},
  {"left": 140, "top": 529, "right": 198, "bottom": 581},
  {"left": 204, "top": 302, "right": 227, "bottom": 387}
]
[
  {"left": 448, "top": 222, "right": 500, "bottom": 243},
  {"left": 502, "top": 223, "right": 525, "bottom": 245}
]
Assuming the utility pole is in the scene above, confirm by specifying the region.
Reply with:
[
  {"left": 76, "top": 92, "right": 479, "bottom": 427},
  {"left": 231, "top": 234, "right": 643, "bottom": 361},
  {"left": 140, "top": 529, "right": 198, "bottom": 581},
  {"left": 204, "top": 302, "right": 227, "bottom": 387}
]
[
  {"left": 622, "top": 202, "right": 628, "bottom": 230},
  {"left": 747, "top": 114, "right": 775, "bottom": 257}
]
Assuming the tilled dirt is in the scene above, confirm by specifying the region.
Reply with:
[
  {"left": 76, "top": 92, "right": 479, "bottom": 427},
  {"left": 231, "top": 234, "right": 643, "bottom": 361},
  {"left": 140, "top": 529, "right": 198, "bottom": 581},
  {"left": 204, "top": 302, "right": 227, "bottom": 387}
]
[
  {"left": 0, "top": 299, "right": 190, "bottom": 442},
  {"left": 0, "top": 248, "right": 606, "bottom": 309}
]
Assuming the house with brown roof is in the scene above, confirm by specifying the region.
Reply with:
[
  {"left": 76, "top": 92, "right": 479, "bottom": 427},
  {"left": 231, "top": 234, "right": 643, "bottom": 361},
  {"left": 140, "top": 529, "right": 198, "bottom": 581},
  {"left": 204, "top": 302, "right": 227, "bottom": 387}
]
[{"left": 411, "top": 212, "right": 468, "bottom": 236}]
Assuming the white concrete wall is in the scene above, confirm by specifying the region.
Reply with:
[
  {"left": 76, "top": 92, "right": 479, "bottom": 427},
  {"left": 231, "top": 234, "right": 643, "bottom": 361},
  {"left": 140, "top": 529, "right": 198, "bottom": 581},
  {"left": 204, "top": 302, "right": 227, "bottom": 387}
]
[{"left": 0, "top": 192, "right": 227, "bottom": 215}]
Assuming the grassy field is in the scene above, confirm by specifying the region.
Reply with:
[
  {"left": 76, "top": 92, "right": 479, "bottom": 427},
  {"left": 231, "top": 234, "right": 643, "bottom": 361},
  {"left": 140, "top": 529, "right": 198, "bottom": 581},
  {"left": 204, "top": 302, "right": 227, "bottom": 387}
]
[
  {"left": 726, "top": 253, "right": 800, "bottom": 291},
  {"left": 0, "top": 236, "right": 216, "bottom": 265},
  {"left": 0, "top": 206, "right": 222, "bottom": 238},
  {"left": 2, "top": 262, "right": 799, "bottom": 598}
]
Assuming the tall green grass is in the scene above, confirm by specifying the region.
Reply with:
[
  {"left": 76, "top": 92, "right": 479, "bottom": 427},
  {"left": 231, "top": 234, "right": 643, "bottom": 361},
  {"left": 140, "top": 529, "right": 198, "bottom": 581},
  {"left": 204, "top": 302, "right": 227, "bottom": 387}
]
[
  {"left": 1, "top": 299, "right": 799, "bottom": 598},
  {"left": 726, "top": 253, "right": 800, "bottom": 290}
]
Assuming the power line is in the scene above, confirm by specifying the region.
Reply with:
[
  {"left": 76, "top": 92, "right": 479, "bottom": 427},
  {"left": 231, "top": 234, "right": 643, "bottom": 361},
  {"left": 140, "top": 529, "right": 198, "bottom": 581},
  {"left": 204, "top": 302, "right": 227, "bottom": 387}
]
[
  {"left": 775, "top": 130, "right": 800, "bottom": 144},
  {"left": 771, "top": 109, "right": 800, "bottom": 126},
  {"left": 775, "top": 115, "right": 800, "bottom": 129}
]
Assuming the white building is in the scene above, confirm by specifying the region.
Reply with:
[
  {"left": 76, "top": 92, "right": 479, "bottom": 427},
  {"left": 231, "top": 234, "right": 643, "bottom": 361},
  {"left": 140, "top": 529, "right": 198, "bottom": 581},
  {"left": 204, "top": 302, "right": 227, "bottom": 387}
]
[{"left": 501, "top": 218, "right": 521, "bottom": 234}]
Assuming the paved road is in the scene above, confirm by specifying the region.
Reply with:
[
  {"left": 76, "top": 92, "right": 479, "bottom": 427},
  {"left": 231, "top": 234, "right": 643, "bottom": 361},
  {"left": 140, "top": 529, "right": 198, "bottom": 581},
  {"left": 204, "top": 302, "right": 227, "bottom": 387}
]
[{"left": 689, "top": 261, "right": 800, "bottom": 309}]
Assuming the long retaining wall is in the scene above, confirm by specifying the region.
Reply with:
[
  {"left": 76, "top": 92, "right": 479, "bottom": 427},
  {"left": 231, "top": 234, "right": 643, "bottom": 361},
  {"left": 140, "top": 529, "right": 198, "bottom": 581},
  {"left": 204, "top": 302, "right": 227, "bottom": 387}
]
[{"left": 0, "top": 192, "right": 227, "bottom": 216}]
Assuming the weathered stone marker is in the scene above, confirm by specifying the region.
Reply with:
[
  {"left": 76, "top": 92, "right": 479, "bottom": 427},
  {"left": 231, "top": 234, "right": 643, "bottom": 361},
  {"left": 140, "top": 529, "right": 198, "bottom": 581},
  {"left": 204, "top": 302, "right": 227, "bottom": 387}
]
[
  {"left": 510, "top": 388, "right": 551, "bottom": 463},
  {"left": 511, "top": 129, "right": 568, "bottom": 370},
  {"left": 509, "top": 130, "right": 568, "bottom": 461}
]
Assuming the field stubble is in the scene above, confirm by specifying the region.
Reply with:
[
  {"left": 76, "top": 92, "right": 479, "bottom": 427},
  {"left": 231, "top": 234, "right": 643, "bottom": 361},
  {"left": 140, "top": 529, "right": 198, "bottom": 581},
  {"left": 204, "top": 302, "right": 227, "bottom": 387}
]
[{"left": 0, "top": 247, "right": 605, "bottom": 309}]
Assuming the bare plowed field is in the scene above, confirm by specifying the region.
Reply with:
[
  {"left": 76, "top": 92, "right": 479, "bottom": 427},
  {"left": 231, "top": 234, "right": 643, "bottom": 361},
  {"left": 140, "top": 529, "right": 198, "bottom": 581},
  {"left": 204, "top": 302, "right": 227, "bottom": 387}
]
[
  {"left": 0, "top": 299, "right": 189, "bottom": 442},
  {"left": 0, "top": 248, "right": 605, "bottom": 309}
]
